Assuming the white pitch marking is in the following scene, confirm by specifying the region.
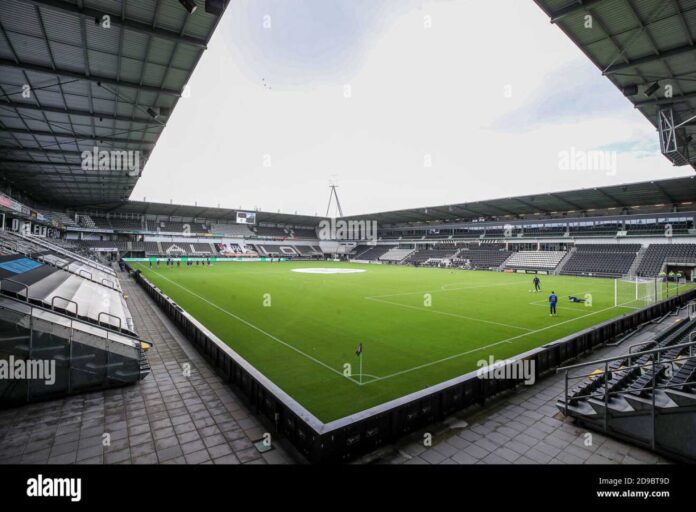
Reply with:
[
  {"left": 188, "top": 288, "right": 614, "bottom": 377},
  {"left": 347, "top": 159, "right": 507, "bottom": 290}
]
[
  {"left": 363, "top": 297, "right": 642, "bottom": 385},
  {"left": 366, "top": 296, "right": 533, "bottom": 332},
  {"left": 137, "top": 265, "right": 364, "bottom": 385}
]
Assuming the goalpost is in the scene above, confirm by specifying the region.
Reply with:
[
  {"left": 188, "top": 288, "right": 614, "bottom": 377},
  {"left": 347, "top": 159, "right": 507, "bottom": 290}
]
[{"left": 614, "top": 276, "right": 661, "bottom": 308}]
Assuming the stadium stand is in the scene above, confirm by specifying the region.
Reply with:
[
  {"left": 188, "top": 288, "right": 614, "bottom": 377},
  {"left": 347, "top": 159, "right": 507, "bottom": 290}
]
[
  {"left": 453, "top": 248, "right": 513, "bottom": 270},
  {"left": 145, "top": 242, "right": 161, "bottom": 255},
  {"left": 257, "top": 245, "right": 298, "bottom": 256},
  {"left": 504, "top": 250, "right": 567, "bottom": 271},
  {"left": 352, "top": 245, "right": 396, "bottom": 261},
  {"left": 380, "top": 247, "right": 415, "bottom": 262},
  {"left": 209, "top": 223, "right": 253, "bottom": 238},
  {"left": 403, "top": 247, "right": 458, "bottom": 265},
  {"left": 292, "top": 227, "right": 317, "bottom": 239},
  {"left": 295, "top": 245, "right": 323, "bottom": 256},
  {"left": 557, "top": 316, "right": 696, "bottom": 461},
  {"left": 150, "top": 221, "right": 209, "bottom": 234},
  {"left": 561, "top": 244, "right": 641, "bottom": 277},
  {"left": 252, "top": 226, "right": 291, "bottom": 238},
  {"left": 636, "top": 244, "right": 696, "bottom": 277}
]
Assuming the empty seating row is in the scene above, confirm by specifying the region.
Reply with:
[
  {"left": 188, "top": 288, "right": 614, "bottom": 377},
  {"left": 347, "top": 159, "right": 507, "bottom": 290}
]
[
  {"left": 380, "top": 247, "right": 415, "bottom": 262},
  {"left": 561, "top": 244, "right": 640, "bottom": 277},
  {"left": 636, "top": 244, "right": 696, "bottom": 277},
  {"left": 404, "top": 247, "right": 458, "bottom": 264},
  {"left": 504, "top": 251, "right": 566, "bottom": 270},
  {"left": 453, "top": 249, "right": 513, "bottom": 269},
  {"left": 353, "top": 245, "right": 395, "bottom": 260}
]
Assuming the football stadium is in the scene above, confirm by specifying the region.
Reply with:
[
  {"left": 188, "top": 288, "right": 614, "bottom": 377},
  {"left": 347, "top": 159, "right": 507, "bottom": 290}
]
[{"left": 1, "top": 0, "right": 696, "bottom": 494}]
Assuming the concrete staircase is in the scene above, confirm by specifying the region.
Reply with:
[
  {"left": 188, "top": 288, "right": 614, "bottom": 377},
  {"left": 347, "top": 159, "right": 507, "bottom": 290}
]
[
  {"left": 626, "top": 246, "right": 647, "bottom": 277},
  {"left": 554, "top": 247, "right": 576, "bottom": 275}
]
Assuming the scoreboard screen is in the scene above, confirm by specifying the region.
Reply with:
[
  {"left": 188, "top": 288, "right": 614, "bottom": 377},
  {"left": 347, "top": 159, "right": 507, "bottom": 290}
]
[{"left": 236, "top": 211, "right": 256, "bottom": 225}]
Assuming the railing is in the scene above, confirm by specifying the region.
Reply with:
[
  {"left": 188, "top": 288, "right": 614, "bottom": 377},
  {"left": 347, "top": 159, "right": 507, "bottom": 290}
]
[
  {"left": 557, "top": 337, "right": 696, "bottom": 450},
  {"left": 0, "top": 293, "right": 145, "bottom": 405},
  {"left": 0, "top": 276, "right": 131, "bottom": 335}
]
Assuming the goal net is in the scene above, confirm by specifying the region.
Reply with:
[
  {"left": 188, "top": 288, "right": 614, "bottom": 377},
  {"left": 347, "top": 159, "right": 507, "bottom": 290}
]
[{"left": 614, "top": 277, "right": 662, "bottom": 308}]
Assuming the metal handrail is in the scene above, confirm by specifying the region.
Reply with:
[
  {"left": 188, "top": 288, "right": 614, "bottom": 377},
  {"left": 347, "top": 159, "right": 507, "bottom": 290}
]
[
  {"left": 78, "top": 269, "right": 93, "bottom": 280},
  {"left": 0, "top": 277, "right": 30, "bottom": 302},
  {"left": 557, "top": 339, "right": 696, "bottom": 373},
  {"left": 51, "top": 295, "right": 79, "bottom": 317},
  {"left": 97, "top": 311, "right": 122, "bottom": 331}
]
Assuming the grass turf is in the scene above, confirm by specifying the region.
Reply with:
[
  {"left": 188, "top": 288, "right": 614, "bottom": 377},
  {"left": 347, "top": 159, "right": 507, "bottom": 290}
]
[{"left": 131, "top": 261, "right": 693, "bottom": 422}]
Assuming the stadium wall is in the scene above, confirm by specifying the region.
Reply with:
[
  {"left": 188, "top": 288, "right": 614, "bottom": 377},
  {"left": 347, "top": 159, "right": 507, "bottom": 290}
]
[{"left": 128, "top": 265, "right": 696, "bottom": 463}]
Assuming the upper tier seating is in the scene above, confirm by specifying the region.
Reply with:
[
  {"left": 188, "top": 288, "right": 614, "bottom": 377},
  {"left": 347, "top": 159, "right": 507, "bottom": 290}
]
[
  {"left": 636, "top": 244, "right": 696, "bottom": 277},
  {"left": 252, "top": 226, "right": 291, "bottom": 238},
  {"left": 150, "top": 221, "right": 209, "bottom": 234},
  {"left": 209, "top": 223, "right": 253, "bottom": 238},
  {"left": 292, "top": 227, "right": 317, "bottom": 239},
  {"left": 504, "top": 251, "right": 567, "bottom": 270}
]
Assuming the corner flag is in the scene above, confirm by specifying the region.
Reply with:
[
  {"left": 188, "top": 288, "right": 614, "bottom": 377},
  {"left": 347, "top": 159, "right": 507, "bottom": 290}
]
[{"left": 355, "top": 343, "right": 363, "bottom": 357}]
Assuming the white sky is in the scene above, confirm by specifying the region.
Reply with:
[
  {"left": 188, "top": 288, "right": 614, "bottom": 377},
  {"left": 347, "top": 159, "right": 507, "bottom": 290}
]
[{"left": 132, "top": 0, "right": 694, "bottom": 217}]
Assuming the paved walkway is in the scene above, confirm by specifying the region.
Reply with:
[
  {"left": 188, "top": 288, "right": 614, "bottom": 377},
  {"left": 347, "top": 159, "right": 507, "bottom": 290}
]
[
  {"left": 377, "top": 317, "right": 678, "bottom": 465},
  {"left": 0, "top": 271, "right": 293, "bottom": 464}
]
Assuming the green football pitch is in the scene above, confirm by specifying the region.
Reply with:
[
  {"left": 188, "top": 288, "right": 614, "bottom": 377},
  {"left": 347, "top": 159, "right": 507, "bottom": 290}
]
[{"left": 131, "top": 261, "right": 693, "bottom": 422}]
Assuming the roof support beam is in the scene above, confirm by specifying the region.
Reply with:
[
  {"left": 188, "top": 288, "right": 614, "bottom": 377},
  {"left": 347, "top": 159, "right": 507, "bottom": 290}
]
[
  {"left": 0, "top": 99, "right": 155, "bottom": 124},
  {"left": 0, "top": 127, "right": 156, "bottom": 146},
  {"left": 0, "top": 145, "right": 89, "bottom": 157},
  {"left": 513, "top": 197, "right": 549, "bottom": 214},
  {"left": 0, "top": 159, "right": 83, "bottom": 167},
  {"left": 0, "top": 58, "right": 181, "bottom": 97},
  {"left": 635, "top": 90, "right": 696, "bottom": 107},
  {"left": 0, "top": 168, "right": 136, "bottom": 179},
  {"left": 604, "top": 43, "right": 696, "bottom": 75},
  {"left": 550, "top": 0, "right": 606, "bottom": 23},
  {"left": 547, "top": 193, "right": 584, "bottom": 211},
  {"left": 594, "top": 187, "right": 626, "bottom": 207},
  {"left": 650, "top": 180, "right": 677, "bottom": 204},
  {"left": 14, "top": 0, "right": 208, "bottom": 50}
]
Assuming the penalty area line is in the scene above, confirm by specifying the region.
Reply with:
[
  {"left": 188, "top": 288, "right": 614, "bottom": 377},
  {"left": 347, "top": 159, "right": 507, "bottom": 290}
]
[
  {"left": 363, "top": 297, "right": 643, "bottom": 385},
  {"left": 366, "top": 296, "right": 533, "bottom": 332}
]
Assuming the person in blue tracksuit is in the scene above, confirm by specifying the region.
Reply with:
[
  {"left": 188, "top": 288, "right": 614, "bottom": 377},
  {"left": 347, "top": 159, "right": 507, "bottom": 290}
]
[{"left": 549, "top": 291, "right": 558, "bottom": 316}]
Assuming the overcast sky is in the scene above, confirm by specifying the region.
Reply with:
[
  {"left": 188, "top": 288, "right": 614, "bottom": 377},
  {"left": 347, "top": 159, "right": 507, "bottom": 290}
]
[{"left": 131, "top": 0, "right": 693, "bottom": 217}]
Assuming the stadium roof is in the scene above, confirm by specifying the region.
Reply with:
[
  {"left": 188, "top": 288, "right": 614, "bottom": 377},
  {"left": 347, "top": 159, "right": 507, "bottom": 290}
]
[
  {"left": 534, "top": 0, "right": 696, "bottom": 169},
  {"left": 99, "top": 199, "right": 325, "bottom": 226},
  {"left": 343, "top": 176, "right": 696, "bottom": 225},
  {"left": 0, "top": 0, "right": 227, "bottom": 207}
]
